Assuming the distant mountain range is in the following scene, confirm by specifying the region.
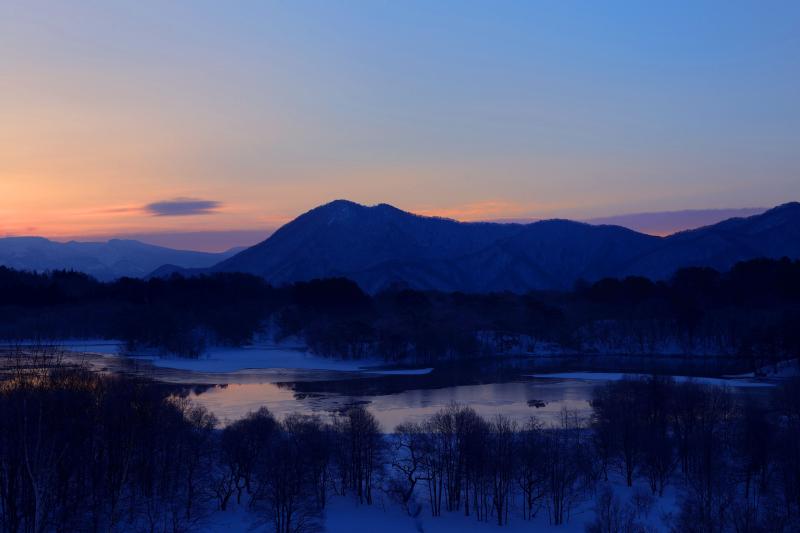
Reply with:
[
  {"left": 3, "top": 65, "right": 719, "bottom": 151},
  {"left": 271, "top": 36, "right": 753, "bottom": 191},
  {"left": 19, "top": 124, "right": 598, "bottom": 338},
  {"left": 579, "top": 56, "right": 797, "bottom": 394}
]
[
  {"left": 203, "top": 199, "right": 800, "bottom": 292},
  {"left": 6, "top": 200, "right": 800, "bottom": 291},
  {"left": 491, "top": 207, "right": 768, "bottom": 235},
  {"left": 0, "top": 237, "right": 240, "bottom": 281}
]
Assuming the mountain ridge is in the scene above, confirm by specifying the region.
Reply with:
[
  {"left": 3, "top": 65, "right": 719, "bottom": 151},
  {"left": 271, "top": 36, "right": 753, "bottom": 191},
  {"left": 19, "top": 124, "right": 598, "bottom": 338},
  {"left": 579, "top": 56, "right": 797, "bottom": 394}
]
[
  {"left": 206, "top": 200, "right": 800, "bottom": 292},
  {"left": 6, "top": 201, "right": 798, "bottom": 290},
  {"left": 0, "top": 237, "right": 239, "bottom": 280}
]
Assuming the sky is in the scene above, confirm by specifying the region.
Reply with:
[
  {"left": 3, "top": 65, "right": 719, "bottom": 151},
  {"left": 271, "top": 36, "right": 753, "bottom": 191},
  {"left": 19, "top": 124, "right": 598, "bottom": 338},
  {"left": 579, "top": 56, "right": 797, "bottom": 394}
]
[{"left": 1, "top": 1, "right": 798, "bottom": 251}]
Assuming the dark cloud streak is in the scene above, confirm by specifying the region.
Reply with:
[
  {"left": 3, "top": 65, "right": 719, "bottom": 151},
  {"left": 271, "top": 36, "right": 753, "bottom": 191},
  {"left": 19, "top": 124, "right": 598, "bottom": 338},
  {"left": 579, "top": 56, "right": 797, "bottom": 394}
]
[{"left": 144, "top": 198, "right": 222, "bottom": 217}]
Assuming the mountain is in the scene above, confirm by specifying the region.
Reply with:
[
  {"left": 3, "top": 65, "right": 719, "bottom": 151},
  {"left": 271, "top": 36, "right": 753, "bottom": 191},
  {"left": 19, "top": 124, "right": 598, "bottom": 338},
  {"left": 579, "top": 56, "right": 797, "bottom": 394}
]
[
  {"left": 213, "top": 201, "right": 519, "bottom": 284},
  {"left": 0, "top": 237, "right": 239, "bottom": 281},
  {"left": 617, "top": 201, "right": 800, "bottom": 280},
  {"left": 208, "top": 200, "right": 800, "bottom": 292}
]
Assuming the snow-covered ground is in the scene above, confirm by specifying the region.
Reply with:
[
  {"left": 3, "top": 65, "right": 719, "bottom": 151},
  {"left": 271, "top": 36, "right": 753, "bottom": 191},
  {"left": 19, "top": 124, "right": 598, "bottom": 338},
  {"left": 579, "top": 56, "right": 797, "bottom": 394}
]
[
  {"left": 202, "top": 476, "right": 679, "bottom": 532},
  {"left": 124, "top": 345, "right": 372, "bottom": 373},
  {"left": 30, "top": 339, "right": 432, "bottom": 375},
  {"left": 726, "top": 358, "right": 800, "bottom": 379}
]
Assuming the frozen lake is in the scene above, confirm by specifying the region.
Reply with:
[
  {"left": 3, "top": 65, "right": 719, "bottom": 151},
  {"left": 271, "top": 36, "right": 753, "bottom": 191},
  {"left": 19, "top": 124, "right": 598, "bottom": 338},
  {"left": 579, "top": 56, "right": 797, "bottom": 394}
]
[
  {"left": 27, "top": 341, "right": 782, "bottom": 431},
  {"left": 185, "top": 379, "right": 598, "bottom": 429}
]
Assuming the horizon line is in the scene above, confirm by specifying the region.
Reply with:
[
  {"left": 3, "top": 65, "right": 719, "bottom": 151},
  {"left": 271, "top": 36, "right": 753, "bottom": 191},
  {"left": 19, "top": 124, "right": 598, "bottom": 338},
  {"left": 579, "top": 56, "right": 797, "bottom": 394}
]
[{"left": 1, "top": 204, "right": 780, "bottom": 252}]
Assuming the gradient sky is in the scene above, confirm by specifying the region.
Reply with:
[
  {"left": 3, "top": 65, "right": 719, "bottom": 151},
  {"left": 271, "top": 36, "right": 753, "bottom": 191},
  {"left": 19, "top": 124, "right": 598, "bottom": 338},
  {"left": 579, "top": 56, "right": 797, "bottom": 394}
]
[{"left": 2, "top": 1, "right": 799, "bottom": 250}]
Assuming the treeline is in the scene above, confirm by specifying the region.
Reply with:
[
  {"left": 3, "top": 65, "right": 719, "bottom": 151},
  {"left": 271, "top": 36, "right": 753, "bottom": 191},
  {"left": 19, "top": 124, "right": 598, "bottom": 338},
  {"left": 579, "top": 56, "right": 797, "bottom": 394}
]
[
  {"left": 0, "top": 351, "right": 386, "bottom": 533},
  {"left": 2, "top": 352, "right": 800, "bottom": 532},
  {"left": 388, "top": 377, "right": 800, "bottom": 532},
  {"left": 0, "top": 257, "right": 799, "bottom": 365},
  {"left": 571, "top": 258, "right": 800, "bottom": 365},
  {"left": 0, "top": 268, "right": 280, "bottom": 356},
  {"left": 0, "top": 349, "right": 217, "bottom": 532}
]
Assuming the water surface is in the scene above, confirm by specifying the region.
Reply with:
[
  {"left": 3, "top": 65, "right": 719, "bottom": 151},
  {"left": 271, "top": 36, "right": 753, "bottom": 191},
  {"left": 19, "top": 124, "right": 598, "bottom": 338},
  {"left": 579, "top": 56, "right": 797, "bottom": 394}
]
[{"left": 31, "top": 342, "right": 779, "bottom": 431}]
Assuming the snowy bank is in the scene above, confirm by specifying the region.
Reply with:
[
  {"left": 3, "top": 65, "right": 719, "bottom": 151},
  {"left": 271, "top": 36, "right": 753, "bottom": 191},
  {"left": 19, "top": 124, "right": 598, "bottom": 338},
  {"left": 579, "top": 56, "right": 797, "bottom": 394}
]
[{"left": 529, "top": 371, "right": 776, "bottom": 388}]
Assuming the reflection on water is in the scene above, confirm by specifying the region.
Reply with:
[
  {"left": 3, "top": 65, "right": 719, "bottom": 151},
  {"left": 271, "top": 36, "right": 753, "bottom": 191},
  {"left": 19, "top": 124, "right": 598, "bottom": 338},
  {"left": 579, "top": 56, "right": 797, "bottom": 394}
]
[
  {"left": 54, "top": 349, "right": 775, "bottom": 432},
  {"left": 187, "top": 379, "right": 598, "bottom": 430}
]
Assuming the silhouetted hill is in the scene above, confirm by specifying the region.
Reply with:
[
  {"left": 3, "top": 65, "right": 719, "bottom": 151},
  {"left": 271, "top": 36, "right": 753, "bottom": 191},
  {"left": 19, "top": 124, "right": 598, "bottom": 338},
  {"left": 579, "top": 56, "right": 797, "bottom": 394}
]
[
  {"left": 620, "top": 201, "right": 800, "bottom": 280},
  {"left": 0, "top": 237, "right": 238, "bottom": 280},
  {"left": 212, "top": 200, "right": 520, "bottom": 286},
  {"left": 207, "top": 200, "right": 800, "bottom": 292}
]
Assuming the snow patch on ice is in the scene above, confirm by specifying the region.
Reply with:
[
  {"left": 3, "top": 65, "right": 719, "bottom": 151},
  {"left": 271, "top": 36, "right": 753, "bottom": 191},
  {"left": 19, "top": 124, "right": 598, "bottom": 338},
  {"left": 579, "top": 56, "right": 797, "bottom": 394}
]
[
  {"left": 529, "top": 372, "right": 776, "bottom": 388},
  {"left": 364, "top": 367, "right": 434, "bottom": 376},
  {"left": 46, "top": 339, "right": 430, "bottom": 375}
]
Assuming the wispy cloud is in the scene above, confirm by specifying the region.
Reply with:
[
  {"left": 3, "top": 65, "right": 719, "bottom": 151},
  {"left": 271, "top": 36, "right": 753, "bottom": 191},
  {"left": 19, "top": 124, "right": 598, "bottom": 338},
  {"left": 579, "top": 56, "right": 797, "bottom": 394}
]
[
  {"left": 93, "top": 205, "right": 144, "bottom": 215},
  {"left": 415, "top": 201, "right": 524, "bottom": 221},
  {"left": 586, "top": 207, "right": 767, "bottom": 236},
  {"left": 144, "top": 198, "right": 222, "bottom": 217}
]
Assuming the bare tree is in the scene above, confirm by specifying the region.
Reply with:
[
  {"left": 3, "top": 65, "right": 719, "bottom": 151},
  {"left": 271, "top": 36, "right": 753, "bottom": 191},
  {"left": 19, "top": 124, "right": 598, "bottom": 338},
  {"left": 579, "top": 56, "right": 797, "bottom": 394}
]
[
  {"left": 673, "top": 385, "right": 735, "bottom": 533},
  {"left": 592, "top": 378, "right": 644, "bottom": 487},
  {"left": 252, "top": 423, "right": 323, "bottom": 533},
  {"left": 517, "top": 418, "right": 546, "bottom": 520},
  {"left": 542, "top": 409, "right": 591, "bottom": 526},
  {"left": 282, "top": 414, "right": 331, "bottom": 510},
  {"left": 390, "top": 422, "right": 428, "bottom": 512},
  {"left": 220, "top": 407, "right": 278, "bottom": 505},
  {"left": 333, "top": 406, "right": 383, "bottom": 505},
  {"left": 640, "top": 376, "right": 676, "bottom": 496},
  {"left": 487, "top": 415, "right": 516, "bottom": 525},
  {"left": 586, "top": 485, "right": 646, "bottom": 533}
]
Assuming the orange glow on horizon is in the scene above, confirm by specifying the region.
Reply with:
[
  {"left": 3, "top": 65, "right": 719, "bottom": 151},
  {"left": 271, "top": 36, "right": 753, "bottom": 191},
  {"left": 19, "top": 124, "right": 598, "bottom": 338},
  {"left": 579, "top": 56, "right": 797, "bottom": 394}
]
[{"left": 413, "top": 200, "right": 581, "bottom": 222}]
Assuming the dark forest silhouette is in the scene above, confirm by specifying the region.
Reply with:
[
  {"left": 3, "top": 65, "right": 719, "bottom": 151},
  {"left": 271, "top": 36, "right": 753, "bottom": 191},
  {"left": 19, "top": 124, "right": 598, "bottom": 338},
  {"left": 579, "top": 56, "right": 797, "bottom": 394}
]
[
  {"left": 0, "top": 258, "right": 798, "bottom": 371},
  {"left": 1, "top": 349, "right": 799, "bottom": 531}
]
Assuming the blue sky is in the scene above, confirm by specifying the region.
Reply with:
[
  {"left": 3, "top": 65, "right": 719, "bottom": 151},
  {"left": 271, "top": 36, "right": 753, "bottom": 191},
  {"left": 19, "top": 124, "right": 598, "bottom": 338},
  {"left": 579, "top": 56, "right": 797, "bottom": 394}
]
[{"left": 1, "top": 1, "right": 798, "bottom": 248}]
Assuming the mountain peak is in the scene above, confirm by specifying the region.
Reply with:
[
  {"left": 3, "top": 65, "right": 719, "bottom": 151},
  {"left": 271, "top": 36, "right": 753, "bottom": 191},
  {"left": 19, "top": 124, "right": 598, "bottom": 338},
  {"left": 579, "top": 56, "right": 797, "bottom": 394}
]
[
  {"left": 374, "top": 202, "right": 404, "bottom": 212},
  {"left": 765, "top": 201, "right": 800, "bottom": 214},
  {"left": 304, "top": 199, "right": 372, "bottom": 226},
  {"left": 315, "top": 199, "right": 366, "bottom": 211},
  {"left": 300, "top": 200, "right": 420, "bottom": 226},
  {"left": 211, "top": 200, "right": 800, "bottom": 292}
]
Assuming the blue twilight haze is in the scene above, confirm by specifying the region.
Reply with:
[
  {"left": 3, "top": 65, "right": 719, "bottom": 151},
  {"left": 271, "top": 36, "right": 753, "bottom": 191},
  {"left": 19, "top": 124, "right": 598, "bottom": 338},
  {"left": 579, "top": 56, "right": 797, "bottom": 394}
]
[{"left": 1, "top": 1, "right": 798, "bottom": 249}]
